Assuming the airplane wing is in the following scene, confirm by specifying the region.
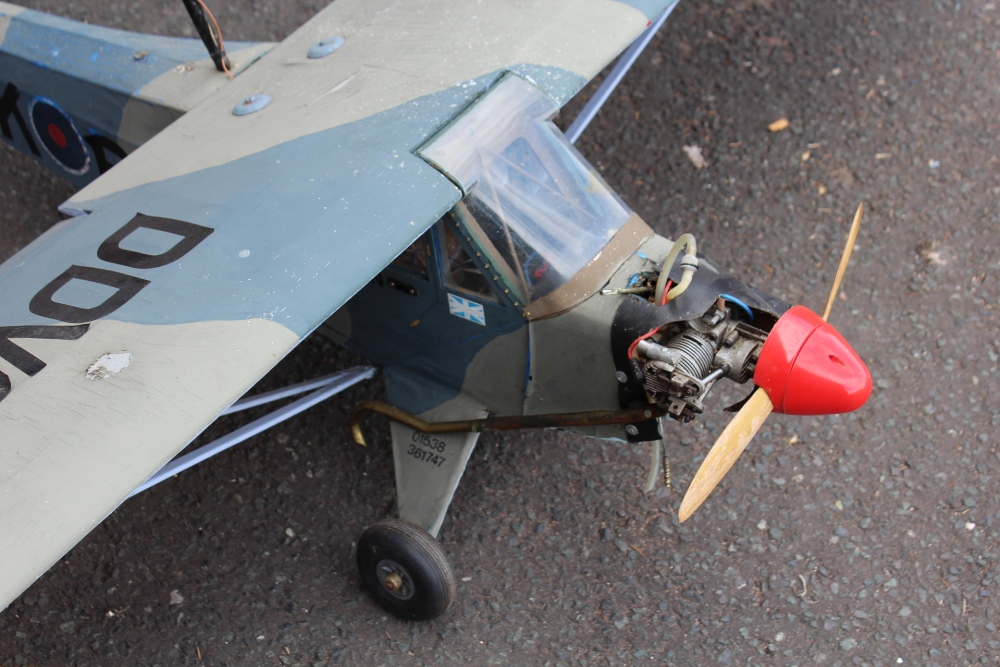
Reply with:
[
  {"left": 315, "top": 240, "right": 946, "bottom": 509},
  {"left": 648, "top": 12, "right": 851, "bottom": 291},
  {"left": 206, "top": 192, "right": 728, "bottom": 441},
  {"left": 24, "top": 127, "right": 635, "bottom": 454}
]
[{"left": 0, "top": 0, "right": 670, "bottom": 609}]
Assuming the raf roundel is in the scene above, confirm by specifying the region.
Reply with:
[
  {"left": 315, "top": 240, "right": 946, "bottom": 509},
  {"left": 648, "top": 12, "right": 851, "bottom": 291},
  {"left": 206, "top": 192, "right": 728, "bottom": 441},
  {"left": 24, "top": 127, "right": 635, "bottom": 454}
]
[{"left": 29, "top": 98, "right": 90, "bottom": 175}]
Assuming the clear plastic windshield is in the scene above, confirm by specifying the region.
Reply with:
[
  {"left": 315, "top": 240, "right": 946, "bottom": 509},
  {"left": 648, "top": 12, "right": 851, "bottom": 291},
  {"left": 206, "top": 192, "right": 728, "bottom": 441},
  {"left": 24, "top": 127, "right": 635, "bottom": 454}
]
[{"left": 419, "top": 75, "right": 632, "bottom": 302}]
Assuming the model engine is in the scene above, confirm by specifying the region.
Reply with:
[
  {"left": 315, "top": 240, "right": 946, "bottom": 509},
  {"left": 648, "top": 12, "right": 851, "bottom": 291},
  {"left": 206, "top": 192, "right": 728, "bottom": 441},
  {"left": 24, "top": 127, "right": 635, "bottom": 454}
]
[{"left": 633, "top": 299, "right": 769, "bottom": 423}]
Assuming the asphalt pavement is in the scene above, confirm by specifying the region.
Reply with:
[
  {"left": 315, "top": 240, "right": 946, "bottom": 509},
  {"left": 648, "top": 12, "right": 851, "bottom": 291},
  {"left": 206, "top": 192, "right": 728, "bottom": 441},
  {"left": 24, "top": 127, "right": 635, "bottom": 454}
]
[{"left": 2, "top": 0, "right": 999, "bottom": 665}]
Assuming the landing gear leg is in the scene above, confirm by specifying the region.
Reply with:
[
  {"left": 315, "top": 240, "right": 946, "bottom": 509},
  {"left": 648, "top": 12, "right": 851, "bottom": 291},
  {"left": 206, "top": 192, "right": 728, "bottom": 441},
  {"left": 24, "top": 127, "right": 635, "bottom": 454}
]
[
  {"left": 356, "top": 518, "right": 456, "bottom": 621},
  {"left": 355, "top": 389, "right": 485, "bottom": 620}
]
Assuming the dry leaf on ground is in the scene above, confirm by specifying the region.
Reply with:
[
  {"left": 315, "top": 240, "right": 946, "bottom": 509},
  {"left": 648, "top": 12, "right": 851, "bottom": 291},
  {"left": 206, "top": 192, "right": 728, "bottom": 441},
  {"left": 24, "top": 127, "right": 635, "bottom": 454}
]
[{"left": 768, "top": 117, "right": 790, "bottom": 132}]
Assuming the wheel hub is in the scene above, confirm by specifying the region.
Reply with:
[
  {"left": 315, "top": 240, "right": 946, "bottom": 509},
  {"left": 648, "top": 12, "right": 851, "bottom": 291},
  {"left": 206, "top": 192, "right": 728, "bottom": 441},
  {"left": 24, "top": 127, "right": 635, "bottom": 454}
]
[
  {"left": 376, "top": 559, "right": 415, "bottom": 600},
  {"left": 383, "top": 572, "right": 403, "bottom": 592}
]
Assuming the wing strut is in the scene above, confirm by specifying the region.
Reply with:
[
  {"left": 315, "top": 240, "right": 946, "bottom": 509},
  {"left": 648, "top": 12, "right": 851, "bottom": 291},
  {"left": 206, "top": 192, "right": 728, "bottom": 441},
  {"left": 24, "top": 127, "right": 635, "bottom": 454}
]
[
  {"left": 128, "top": 365, "right": 375, "bottom": 497},
  {"left": 565, "top": 0, "right": 681, "bottom": 144}
]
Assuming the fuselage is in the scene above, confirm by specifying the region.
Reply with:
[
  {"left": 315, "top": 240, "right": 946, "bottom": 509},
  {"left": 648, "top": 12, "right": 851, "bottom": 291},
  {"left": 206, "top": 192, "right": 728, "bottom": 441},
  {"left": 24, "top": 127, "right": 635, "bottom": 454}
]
[{"left": 322, "top": 74, "right": 791, "bottom": 441}]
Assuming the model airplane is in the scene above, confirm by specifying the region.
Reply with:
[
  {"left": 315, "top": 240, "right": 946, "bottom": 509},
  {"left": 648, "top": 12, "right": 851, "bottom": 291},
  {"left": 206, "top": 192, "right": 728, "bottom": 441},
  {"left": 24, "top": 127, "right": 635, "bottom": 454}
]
[{"left": 0, "top": 0, "right": 871, "bottom": 621}]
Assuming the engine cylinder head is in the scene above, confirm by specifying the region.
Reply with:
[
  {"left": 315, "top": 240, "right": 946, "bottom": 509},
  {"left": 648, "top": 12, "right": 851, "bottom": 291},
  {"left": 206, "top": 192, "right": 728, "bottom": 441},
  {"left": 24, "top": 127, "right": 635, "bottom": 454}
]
[{"left": 664, "top": 332, "right": 715, "bottom": 379}]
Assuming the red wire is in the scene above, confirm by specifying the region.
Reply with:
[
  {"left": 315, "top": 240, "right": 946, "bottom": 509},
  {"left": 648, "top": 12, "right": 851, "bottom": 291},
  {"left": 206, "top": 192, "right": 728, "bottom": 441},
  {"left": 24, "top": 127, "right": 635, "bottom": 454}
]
[
  {"left": 628, "top": 326, "right": 662, "bottom": 360},
  {"left": 626, "top": 280, "right": 676, "bottom": 361},
  {"left": 660, "top": 279, "right": 674, "bottom": 306}
]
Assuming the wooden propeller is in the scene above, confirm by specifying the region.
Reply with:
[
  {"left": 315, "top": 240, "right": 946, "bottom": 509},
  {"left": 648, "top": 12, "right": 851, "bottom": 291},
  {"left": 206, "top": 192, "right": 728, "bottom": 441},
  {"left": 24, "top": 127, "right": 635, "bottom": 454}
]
[{"left": 678, "top": 204, "right": 864, "bottom": 522}]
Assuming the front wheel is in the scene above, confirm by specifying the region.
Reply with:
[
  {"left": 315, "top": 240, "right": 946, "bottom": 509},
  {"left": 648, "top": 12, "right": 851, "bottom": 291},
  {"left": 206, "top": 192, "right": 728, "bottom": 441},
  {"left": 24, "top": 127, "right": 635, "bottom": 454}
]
[{"left": 356, "top": 518, "right": 456, "bottom": 621}]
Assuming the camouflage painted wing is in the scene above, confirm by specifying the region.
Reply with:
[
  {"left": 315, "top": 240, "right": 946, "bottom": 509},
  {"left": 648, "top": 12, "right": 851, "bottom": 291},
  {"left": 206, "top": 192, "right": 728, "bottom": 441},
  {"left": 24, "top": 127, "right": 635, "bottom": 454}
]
[{"left": 0, "top": 0, "right": 666, "bottom": 609}]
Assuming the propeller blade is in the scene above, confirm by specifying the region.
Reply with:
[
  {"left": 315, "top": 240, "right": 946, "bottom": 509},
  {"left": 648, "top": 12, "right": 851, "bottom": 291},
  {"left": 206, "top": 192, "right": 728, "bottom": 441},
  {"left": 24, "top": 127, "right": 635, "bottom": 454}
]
[
  {"left": 821, "top": 203, "right": 863, "bottom": 322},
  {"left": 678, "top": 387, "right": 774, "bottom": 522},
  {"left": 680, "top": 203, "right": 866, "bottom": 522}
]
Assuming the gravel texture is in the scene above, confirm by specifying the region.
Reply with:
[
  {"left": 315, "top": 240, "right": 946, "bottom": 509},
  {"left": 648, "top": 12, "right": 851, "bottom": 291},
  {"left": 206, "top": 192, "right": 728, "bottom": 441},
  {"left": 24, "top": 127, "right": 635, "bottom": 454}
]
[{"left": 2, "top": 0, "right": 999, "bottom": 665}]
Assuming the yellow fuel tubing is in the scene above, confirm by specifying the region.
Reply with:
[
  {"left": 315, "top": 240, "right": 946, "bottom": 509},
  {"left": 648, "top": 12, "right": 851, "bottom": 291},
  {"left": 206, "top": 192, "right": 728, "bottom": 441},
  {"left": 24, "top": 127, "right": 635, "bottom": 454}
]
[{"left": 654, "top": 233, "right": 697, "bottom": 304}]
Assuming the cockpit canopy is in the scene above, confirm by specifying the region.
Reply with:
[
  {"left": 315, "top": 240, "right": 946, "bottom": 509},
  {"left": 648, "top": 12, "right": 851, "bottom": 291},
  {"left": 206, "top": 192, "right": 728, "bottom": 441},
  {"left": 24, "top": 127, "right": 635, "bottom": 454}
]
[{"left": 419, "top": 75, "right": 632, "bottom": 303}]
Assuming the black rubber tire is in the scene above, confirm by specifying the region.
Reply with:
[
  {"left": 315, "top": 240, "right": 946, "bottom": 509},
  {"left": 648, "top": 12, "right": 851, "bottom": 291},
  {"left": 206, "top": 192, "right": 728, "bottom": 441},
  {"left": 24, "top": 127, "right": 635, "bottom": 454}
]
[{"left": 356, "top": 518, "right": 456, "bottom": 621}]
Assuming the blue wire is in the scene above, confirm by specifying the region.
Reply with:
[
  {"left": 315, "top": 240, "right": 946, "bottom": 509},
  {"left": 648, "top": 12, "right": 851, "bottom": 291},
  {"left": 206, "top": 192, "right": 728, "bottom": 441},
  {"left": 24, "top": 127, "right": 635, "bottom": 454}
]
[
  {"left": 720, "top": 293, "right": 754, "bottom": 321},
  {"left": 524, "top": 334, "right": 532, "bottom": 397},
  {"left": 632, "top": 251, "right": 652, "bottom": 263}
]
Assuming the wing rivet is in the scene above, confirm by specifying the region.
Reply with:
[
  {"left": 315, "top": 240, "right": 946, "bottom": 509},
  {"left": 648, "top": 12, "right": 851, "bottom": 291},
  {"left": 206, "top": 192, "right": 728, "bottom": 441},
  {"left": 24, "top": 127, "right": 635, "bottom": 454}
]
[
  {"left": 233, "top": 94, "right": 271, "bottom": 116},
  {"left": 308, "top": 35, "right": 345, "bottom": 59}
]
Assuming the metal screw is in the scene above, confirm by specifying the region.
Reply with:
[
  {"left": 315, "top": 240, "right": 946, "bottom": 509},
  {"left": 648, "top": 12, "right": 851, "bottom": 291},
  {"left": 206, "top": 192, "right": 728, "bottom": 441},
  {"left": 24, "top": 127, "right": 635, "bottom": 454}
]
[
  {"left": 615, "top": 371, "right": 628, "bottom": 384},
  {"left": 625, "top": 425, "right": 639, "bottom": 436},
  {"left": 232, "top": 93, "right": 271, "bottom": 116}
]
